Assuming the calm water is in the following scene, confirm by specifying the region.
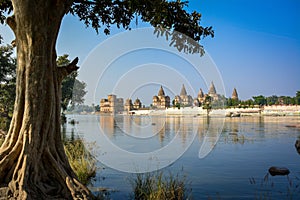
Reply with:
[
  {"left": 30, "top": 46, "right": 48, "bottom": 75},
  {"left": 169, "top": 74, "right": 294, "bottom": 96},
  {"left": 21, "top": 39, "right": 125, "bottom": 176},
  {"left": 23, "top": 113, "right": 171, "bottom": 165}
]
[{"left": 65, "top": 114, "right": 300, "bottom": 199}]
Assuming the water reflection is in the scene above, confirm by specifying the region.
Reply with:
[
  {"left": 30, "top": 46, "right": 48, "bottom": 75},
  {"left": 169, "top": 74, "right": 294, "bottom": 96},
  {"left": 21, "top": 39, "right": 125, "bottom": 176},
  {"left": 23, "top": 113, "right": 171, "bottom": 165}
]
[
  {"left": 98, "top": 115, "right": 226, "bottom": 152},
  {"left": 66, "top": 115, "right": 300, "bottom": 149},
  {"left": 96, "top": 115, "right": 300, "bottom": 160}
]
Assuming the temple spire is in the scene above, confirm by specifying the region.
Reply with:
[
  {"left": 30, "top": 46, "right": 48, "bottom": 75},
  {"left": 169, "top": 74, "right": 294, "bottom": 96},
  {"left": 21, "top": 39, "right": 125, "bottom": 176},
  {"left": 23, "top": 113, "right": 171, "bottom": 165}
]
[
  {"left": 158, "top": 85, "right": 165, "bottom": 96},
  {"left": 180, "top": 84, "right": 187, "bottom": 96},
  {"left": 232, "top": 88, "right": 238, "bottom": 100},
  {"left": 208, "top": 81, "right": 216, "bottom": 95},
  {"left": 198, "top": 88, "right": 204, "bottom": 98}
]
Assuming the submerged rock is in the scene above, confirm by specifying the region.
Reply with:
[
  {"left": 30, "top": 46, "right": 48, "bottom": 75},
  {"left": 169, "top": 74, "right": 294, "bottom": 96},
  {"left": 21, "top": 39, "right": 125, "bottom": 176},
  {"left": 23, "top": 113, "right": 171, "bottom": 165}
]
[
  {"left": 295, "top": 140, "right": 300, "bottom": 155},
  {"left": 268, "top": 166, "right": 290, "bottom": 176},
  {"left": 286, "top": 124, "right": 300, "bottom": 129}
]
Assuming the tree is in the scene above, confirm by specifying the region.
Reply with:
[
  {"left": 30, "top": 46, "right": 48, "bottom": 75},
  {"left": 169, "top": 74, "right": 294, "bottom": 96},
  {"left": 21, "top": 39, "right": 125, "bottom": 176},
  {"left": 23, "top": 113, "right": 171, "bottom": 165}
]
[
  {"left": 266, "top": 95, "right": 278, "bottom": 106},
  {"left": 227, "top": 97, "right": 239, "bottom": 108},
  {"left": 296, "top": 91, "right": 300, "bottom": 105},
  {"left": 0, "top": 0, "right": 213, "bottom": 199},
  {"left": 94, "top": 105, "right": 100, "bottom": 112},
  {"left": 253, "top": 95, "right": 267, "bottom": 106},
  {"left": 203, "top": 95, "right": 212, "bottom": 115},
  {"left": 58, "top": 55, "right": 87, "bottom": 112},
  {"left": 57, "top": 54, "right": 86, "bottom": 124},
  {"left": 0, "top": 45, "right": 16, "bottom": 131}
]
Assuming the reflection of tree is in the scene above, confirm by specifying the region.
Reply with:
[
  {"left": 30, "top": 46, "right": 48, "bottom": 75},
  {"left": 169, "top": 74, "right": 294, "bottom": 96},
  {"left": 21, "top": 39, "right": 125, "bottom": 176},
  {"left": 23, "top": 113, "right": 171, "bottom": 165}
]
[{"left": 203, "top": 96, "right": 212, "bottom": 115}]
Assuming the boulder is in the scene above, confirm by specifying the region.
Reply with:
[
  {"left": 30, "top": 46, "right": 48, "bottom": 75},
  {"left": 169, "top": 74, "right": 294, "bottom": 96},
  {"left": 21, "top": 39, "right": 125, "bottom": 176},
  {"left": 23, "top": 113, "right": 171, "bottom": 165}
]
[{"left": 268, "top": 166, "right": 290, "bottom": 176}]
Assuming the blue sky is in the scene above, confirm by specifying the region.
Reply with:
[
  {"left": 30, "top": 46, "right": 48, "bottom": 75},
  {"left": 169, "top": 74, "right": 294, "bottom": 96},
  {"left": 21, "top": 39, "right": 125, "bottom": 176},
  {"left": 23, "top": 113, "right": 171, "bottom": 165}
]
[
  {"left": 194, "top": 0, "right": 300, "bottom": 101},
  {"left": 1, "top": 0, "right": 299, "bottom": 105}
]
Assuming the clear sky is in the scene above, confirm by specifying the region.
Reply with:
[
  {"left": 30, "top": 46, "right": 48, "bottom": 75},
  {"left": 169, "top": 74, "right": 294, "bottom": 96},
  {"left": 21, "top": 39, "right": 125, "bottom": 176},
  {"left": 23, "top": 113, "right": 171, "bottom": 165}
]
[{"left": 1, "top": 0, "right": 299, "bottom": 105}]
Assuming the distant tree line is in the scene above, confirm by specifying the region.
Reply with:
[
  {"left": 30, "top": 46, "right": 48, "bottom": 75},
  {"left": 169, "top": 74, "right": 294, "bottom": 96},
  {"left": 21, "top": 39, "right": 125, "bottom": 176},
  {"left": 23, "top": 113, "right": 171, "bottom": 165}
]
[{"left": 226, "top": 92, "right": 300, "bottom": 108}]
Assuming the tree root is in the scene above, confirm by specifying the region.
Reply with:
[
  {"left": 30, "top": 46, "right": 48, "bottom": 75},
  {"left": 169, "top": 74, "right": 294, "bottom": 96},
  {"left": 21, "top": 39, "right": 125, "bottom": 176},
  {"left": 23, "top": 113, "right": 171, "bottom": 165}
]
[{"left": 0, "top": 141, "right": 93, "bottom": 200}]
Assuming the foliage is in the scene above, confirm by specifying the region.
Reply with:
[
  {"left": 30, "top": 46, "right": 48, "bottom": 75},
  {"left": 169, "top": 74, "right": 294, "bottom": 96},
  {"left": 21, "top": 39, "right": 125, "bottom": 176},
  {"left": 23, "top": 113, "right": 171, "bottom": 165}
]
[
  {"left": 209, "top": 91, "right": 300, "bottom": 109},
  {"left": 0, "top": 0, "right": 12, "bottom": 24},
  {"left": 227, "top": 98, "right": 240, "bottom": 107},
  {"left": 252, "top": 95, "right": 267, "bottom": 106},
  {"left": 1, "top": 0, "right": 214, "bottom": 56},
  {"left": 69, "top": 0, "right": 214, "bottom": 55},
  {"left": 94, "top": 104, "right": 100, "bottom": 112},
  {"left": 0, "top": 45, "right": 16, "bottom": 131},
  {"left": 66, "top": 104, "right": 95, "bottom": 113},
  {"left": 57, "top": 55, "right": 87, "bottom": 112},
  {"left": 131, "top": 171, "right": 190, "bottom": 200},
  {"left": 251, "top": 94, "right": 299, "bottom": 106},
  {"left": 296, "top": 91, "right": 300, "bottom": 105},
  {"left": 64, "top": 139, "right": 97, "bottom": 186}
]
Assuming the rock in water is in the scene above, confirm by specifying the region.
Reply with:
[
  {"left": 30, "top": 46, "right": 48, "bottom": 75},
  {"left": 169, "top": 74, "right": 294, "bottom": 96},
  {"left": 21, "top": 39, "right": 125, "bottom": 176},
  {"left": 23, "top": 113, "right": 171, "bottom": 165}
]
[
  {"left": 268, "top": 166, "right": 290, "bottom": 176},
  {"left": 295, "top": 140, "right": 300, "bottom": 155}
]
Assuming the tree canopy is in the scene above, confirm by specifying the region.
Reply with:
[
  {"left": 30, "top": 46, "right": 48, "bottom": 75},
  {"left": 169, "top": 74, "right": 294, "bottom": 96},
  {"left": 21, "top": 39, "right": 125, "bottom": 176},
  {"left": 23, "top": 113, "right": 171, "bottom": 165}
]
[{"left": 1, "top": 0, "right": 214, "bottom": 55}]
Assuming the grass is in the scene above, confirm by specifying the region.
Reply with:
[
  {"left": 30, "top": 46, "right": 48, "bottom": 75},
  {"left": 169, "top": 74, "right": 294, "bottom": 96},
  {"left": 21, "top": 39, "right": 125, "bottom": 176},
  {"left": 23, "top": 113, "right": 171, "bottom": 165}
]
[
  {"left": 131, "top": 171, "right": 191, "bottom": 200},
  {"left": 249, "top": 173, "right": 300, "bottom": 199},
  {"left": 64, "top": 139, "right": 97, "bottom": 186}
]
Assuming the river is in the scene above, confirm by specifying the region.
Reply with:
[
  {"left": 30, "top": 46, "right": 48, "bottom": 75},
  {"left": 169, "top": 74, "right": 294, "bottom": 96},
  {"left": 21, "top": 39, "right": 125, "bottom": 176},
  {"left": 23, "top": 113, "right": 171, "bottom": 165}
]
[{"left": 64, "top": 114, "right": 300, "bottom": 199}]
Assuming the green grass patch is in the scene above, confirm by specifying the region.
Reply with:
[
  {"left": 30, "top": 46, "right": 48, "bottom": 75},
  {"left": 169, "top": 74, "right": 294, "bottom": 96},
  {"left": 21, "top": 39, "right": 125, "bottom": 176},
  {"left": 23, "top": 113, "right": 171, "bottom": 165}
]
[
  {"left": 131, "top": 170, "right": 191, "bottom": 200},
  {"left": 64, "top": 139, "right": 97, "bottom": 186}
]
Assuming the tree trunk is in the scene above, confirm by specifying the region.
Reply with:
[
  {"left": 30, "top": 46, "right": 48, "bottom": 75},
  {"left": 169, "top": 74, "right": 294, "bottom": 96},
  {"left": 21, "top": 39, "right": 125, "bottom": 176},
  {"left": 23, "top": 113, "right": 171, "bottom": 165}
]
[{"left": 0, "top": 0, "right": 91, "bottom": 199}]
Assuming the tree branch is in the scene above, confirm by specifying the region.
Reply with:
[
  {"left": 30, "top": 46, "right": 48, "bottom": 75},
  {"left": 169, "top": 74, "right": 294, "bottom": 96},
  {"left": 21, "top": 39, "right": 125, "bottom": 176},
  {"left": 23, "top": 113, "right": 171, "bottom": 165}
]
[
  {"left": 6, "top": 15, "right": 16, "bottom": 32},
  {"left": 58, "top": 57, "right": 79, "bottom": 82}
]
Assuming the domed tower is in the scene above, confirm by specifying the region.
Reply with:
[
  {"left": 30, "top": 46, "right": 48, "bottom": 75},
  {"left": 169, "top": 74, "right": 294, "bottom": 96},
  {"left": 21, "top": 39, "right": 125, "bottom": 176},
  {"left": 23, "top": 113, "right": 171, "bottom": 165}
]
[
  {"left": 133, "top": 98, "right": 142, "bottom": 109},
  {"left": 124, "top": 98, "right": 133, "bottom": 111},
  {"left": 232, "top": 88, "right": 238, "bottom": 100},
  {"left": 152, "top": 86, "right": 170, "bottom": 109}
]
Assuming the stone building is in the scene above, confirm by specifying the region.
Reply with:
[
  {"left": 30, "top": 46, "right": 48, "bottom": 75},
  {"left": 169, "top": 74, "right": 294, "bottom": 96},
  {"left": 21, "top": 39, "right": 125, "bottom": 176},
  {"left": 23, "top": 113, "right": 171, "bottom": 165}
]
[
  {"left": 152, "top": 86, "right": 170, "bottom": 109},
  {"left": 174, "top": 84, "right": 193, "bottom": 107},
  {"left": 194, "top": 88, "right": 206, "bottom": 106},
  {"left": 124, "top": 98, "right": 133, "bottom": 111},
  {"left": 232, "top": 88, "right": 238, "bottom": 100},
  {"left": 100, "top": 94, "right": 124, "bottom": 114},
  {"left": 133, "top": 98, "right": 142, "bottom": 109},
  {"left": 208, "top": 81, "right": 219, "bottom": 101}
]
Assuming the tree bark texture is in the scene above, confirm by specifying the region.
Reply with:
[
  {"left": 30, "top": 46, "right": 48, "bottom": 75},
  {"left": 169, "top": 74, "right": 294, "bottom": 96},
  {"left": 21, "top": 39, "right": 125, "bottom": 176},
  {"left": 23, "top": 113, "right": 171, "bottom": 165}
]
[{"left": 0, "top": 0, "right": 91, "bottom": 199}]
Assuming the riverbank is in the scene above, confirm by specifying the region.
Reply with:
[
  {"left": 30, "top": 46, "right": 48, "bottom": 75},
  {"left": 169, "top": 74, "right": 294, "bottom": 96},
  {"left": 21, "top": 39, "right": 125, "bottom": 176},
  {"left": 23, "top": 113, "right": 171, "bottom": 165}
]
[{"left": 124, "top": 105, "right": 300, "bottom": 116}]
